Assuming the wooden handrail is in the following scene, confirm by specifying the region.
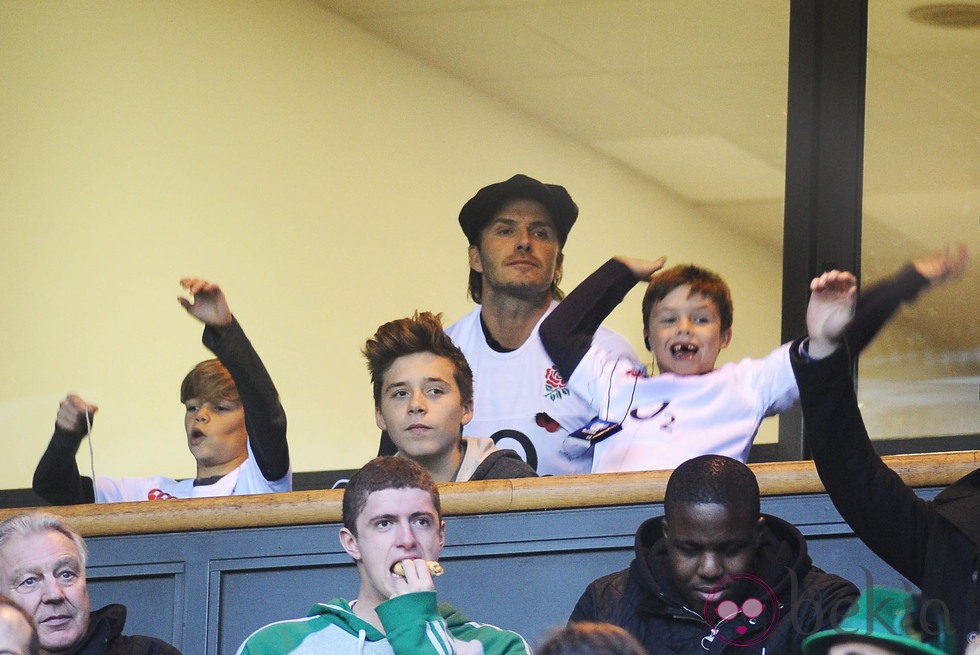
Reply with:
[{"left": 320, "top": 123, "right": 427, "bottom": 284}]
[{"left": 2, "top": 451, "right": 975, "bottom": 537}]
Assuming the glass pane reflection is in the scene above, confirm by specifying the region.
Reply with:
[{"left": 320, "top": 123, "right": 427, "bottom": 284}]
[{"left": 858, "top": 4, "right": 979, "bottom": 441}]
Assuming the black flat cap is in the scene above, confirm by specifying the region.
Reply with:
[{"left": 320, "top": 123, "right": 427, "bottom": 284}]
[{"left": 458, "top": 174, "right": 578, "bottom": 246}]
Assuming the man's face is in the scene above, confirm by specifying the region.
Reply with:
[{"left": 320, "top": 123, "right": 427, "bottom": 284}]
[
  {"left": 375, "top": 352, "right": 473, "bottom": 463},
  {"left": 0, "top": 530, "right": 90, "bottom": 653},
  {"left": 339, "top": 488, "right": 445, "bottom": 608},
  {"left": 646, "top": 284, "right": 731, "bottom": 376},
  {"left": 0, "top": 604, "right": 34, "bottom": 655},
  {"left": 662, "top": 502, "right": 762, "bottom": 612},
  {"left": 468, "top": 198, "right": 563, "bottom": 302},
  {"left": 183, "top": 398, "right": 248, "bottom": 473}
]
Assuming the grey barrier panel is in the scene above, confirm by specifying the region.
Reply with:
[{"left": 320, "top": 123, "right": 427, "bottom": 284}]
[{"left": 82, "top": 489, "right": 936, "bottom": 654}]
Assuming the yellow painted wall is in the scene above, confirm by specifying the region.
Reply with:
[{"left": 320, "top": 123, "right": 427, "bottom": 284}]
[{"left": 0, "top": 1, "right": 782, "bottom": 489}]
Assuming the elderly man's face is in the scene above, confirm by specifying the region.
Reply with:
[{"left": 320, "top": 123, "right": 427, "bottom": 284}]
[{"left": 0, "top": 529, "right": 90, "bottom": 653}]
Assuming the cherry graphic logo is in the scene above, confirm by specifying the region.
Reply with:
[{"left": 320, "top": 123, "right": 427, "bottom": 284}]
[
  {"left": 717, "top": 598, "right": 765, "bottom": 635},
  {"left": 702, "top": 574, "right": 779, "bottom": 647}
]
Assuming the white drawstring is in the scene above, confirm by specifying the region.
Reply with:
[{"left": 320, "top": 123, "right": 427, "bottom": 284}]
[{"left": 84, "top": 408, "right": 100, "bottom": 503}]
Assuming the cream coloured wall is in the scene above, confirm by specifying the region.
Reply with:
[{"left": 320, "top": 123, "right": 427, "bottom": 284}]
[{"left": 0, "top": 1, "right": 782, "bottom": 490}]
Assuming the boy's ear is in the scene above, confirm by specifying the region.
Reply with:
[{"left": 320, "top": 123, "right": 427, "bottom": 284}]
[
  {"left": 339, "top": 527, "right": 361, "bottom": 561},
  {"left": 720, "top": 328, "right": 733, "bottom": 349},
  {"left": 374, "top": 407, "right": 387, "bottom": 431},
  {"left": 643, "top": 328, "right": 652, "bottom": 351},
  {"left": 461, "top": 399, "right": 474, "bottom": 427}
]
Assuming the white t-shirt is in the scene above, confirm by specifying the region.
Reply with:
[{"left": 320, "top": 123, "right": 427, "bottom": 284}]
[
  {"left": 93, "top": 440, "right": 291, "bottom": 502},
  {"left": 569, "top": 342, "right": 798, "bottom": 472},
  {"left": 446, "top": 302, "right": 637, "bottom": 475}
]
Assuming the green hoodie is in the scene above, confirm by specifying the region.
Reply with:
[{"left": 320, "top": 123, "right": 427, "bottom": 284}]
[{"left": 236, "top": 591, "right": 530, "bottom": 655}]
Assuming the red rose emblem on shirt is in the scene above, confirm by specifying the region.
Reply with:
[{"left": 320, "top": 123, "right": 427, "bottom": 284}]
[
  {"left": 544, "top": 366, "right": 570, "bottom": 402},
  {"left": 147, "top": 489, "right": 176, "bottom": 501}
]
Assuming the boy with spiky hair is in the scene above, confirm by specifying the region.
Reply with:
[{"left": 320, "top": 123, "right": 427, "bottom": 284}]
[
  {"left": 364, "top": 312, "right": 535, "bottom": 482},
  {"left": 237, "top": 457, "right": 531, "bottom": 655}
]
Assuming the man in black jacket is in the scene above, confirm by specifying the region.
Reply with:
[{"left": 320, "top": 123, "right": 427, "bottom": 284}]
[
  {"left": 570, "top": 454, "right": 857, "bottom": 654},
  {"left": 0, "top": 512, "right": 181, "bottom": 655}
]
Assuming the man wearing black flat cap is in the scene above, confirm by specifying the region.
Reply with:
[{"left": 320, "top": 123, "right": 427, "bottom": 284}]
[{"left": 436, "top": 174, "right": 636, "bottom": 475}]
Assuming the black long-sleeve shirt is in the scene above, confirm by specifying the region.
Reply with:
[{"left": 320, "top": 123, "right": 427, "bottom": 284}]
[{"left": 32, "top": 318, "right": 288, "bottom": 505}]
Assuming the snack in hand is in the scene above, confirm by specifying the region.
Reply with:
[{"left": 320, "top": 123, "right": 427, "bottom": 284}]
[{"left": 391, "top": 560, "right": 444, "bottom": 578}]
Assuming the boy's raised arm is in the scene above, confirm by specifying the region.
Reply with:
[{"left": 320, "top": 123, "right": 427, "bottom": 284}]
[
  {"left": 845, "top": 243, "right": 969, "bottom": 354},
  {"left": 181, "top": 278, "right": 290, "bottom": 483},
  {"left": 539, "top": 257, "right": 664, "bottom": 380}
]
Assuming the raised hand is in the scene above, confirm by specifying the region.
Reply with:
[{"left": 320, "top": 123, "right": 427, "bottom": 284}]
[
  {"left": 56, "top": 394, "right": 98, "bottom": 434},
  {"left": 913, "top": 243, "right": 969, "bottom": 283},
  {"left": 615, "top": 256, "right": 668, "bottom": 281},
  {"left": 806, "top": 270, "right": 857, "bottom": 359},
  {"left": 178, "top": 278, "right": 233, "bottom": 328}
]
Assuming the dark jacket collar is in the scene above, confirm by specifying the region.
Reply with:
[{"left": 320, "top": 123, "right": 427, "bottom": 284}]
[{"left": 73, "top": 604, "right": 127, "bottom": 654}]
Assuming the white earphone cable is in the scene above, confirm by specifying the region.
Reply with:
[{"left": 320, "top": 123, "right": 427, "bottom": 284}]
[{"left": 84, "top": 408, "right": 99, "bottom": 503}]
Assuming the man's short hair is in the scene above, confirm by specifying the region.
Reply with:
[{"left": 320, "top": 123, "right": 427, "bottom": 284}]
[
  {"left": 641, "top": 264, "right": 734, "bottom": 334},
  {"left": 363, "top": 312, "right": 473, "bottom": 408},
  {"left": 664, "top": 455, "right": 760, "bottom": 521},
  {"left": 0, "top": 594, "right": 40, "bottom": 655},
  {"left": 179, "top": 359, "right": 239, "bottom": 406},
  {"left": 0, "top": 512, "right": 89, "bottom": 572},
  {"left": 342, "top": 457, "right": 441, "bottom": 536}
]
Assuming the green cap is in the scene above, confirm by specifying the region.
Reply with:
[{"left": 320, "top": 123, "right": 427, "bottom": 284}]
[{"left": 802, "top": 586, "right": 955, "bottom": 655}]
